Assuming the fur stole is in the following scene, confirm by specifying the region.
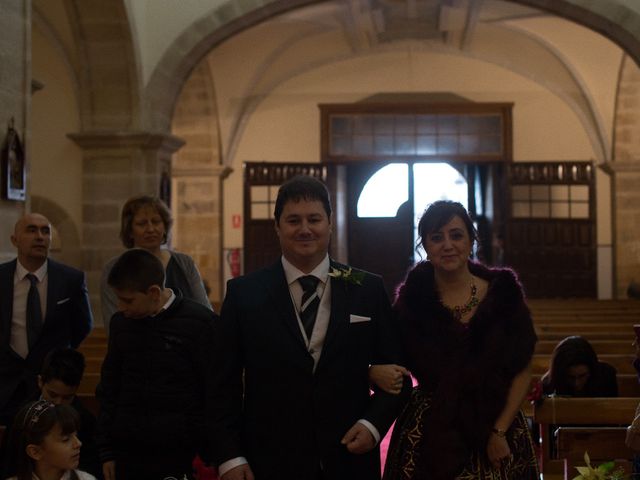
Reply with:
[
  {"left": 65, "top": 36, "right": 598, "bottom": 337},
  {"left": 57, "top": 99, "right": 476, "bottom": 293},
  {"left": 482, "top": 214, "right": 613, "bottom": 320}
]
[{"left": 393, "top": 261, "right": 536, "bottom": 478}]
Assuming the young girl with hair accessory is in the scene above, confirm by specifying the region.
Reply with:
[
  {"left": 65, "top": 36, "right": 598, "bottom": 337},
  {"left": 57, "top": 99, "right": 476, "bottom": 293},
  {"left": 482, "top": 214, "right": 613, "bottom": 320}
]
[{"left": 5, "top": 400, "right": 96, "bottom": 480}]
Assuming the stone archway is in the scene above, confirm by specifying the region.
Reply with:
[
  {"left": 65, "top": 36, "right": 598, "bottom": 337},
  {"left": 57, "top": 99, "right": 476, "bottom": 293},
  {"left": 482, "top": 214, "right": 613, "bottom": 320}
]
[
  {"left": 144, "top": 0, "right": 640, "bottom": 134},
  {"left": 513, "top": 0, "right": 640, "bottom": 66},
  {"left": 63, "top": 0, "right": 140, "bottom": 130}
]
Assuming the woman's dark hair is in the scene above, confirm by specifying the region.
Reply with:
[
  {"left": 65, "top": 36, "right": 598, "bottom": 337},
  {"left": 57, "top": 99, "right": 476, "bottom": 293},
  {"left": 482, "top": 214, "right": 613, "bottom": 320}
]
[
  {"left": 119, "top": 195, "right": 173, "bottom": 248},
  {"left": 417, "top": 200, "right": 478, "bottom": 252},
  {"left": 543, "top": 335, "right": 598, "bottom": 395},
  {"left": 8, "top": 400, "right": 79, "bottom": 480}
]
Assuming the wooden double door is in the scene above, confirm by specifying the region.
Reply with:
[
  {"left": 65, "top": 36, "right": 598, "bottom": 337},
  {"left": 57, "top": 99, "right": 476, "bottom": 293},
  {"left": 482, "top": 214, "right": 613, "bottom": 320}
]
[{"left": 242, "top": 161, "right": 596, "bottom": 298}]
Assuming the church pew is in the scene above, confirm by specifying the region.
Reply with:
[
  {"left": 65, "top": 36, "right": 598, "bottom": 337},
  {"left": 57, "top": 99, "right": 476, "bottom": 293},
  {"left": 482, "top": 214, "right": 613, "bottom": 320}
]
[
  {"left": 535, "top": 331, "right": 633, "bottom": 342},
  {"left": 535, "top": 323, "right": 633, "bottom": 332},
  {"left": 79, "top": 344, "right": 107, "bottom": 358},
  {"left": 556, "top": 427, "right": 633, "bottom": 479},
  {"left": 532, "top": 354, "right": 635, "bottom": 374},
  {"left": 530, "top": 373, "right": 640, "bottom": 397},
  {"left": 617, "top": 374, "right": 640, "bottom": 396},
  {"left": 77, "top": 393, "right": 100, "bottom": 417},
  {"left": 85, "top": 356, "right": 103, "bottom": 371},
  {"left": 78, "top": 372, "right": 100, "bottom": 394},
  {"left": 534, "top": 314, "right": 638, "bottom": 323},
  {"left": 535, "top": 339, "right": 633, "bottom": 355},
  {"left": 80, "top": 331, "right": 107, "bottom": 345},
  {"left": 534, "top": 397, "right": 638, "bottom": 475},
  {"left": 528, "top": 299, "right": 640, "bottom": 310}
]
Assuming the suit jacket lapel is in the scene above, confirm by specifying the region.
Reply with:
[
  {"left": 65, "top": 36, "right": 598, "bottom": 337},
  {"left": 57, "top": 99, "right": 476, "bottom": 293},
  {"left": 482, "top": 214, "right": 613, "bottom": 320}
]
[
  {"left": 264, "top": 262, "right": 308, "bottom": 353},
  {"left": 0, "top": 260, "right": 16, "bottom": 349}
]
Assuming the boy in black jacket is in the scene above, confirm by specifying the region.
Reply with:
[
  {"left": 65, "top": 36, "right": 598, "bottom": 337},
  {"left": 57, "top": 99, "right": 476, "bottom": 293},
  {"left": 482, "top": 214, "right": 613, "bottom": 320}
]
[{"left": 96, "top": 249, "right": 217, "bottom": 480}]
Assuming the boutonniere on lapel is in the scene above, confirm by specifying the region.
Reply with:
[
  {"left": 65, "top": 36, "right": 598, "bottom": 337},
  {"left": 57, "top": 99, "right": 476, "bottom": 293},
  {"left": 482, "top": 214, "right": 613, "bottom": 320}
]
[{"left": 328, "top": 266, "right": 364, "bottom": 286}]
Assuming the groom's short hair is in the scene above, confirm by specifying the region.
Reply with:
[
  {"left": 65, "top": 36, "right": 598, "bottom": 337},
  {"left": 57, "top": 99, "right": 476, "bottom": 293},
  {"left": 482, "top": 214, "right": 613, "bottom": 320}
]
[{"left": 274, "top": 175, "right": 332, "bottom": 222}]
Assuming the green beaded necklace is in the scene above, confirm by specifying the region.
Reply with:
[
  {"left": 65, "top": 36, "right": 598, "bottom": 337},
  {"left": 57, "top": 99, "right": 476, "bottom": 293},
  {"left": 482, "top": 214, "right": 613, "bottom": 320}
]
[{"left": 444, "top": 282, "right": 479, "bottom": 321}]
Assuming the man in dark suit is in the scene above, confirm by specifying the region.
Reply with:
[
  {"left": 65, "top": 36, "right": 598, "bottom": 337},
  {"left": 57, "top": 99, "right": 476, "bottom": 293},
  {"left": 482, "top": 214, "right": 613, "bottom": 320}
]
[
  {"left": 211, "top": 176, "right": 410, "bottom": 480},
  {"left": 0, "top": 213, "right": 93, "bottom": 424}
]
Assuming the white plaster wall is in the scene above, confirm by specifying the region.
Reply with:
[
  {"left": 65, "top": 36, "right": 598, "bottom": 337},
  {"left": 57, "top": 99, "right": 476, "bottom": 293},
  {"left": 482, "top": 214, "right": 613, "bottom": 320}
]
[
  {"left": 124, "top": 0, "right": 226, "bottom": 86},
  {"left": 510, "top": 16, "right": 624, "bottom": 157},
  {"left": 31, "top": 26, "right": 82, "bottom": 236}
]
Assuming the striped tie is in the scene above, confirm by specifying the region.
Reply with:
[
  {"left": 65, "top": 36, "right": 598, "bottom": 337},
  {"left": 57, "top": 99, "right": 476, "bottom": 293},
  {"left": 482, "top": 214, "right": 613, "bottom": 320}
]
[{"left": 298, "top": 275, "right": 320, "bottom": 340}]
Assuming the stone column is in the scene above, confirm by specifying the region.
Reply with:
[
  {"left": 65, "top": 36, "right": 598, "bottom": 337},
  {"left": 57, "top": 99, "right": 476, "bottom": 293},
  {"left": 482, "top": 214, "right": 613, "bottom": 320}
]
[
  {"left": 171, "top": 164, "right": 231, "bottom": 306},
  {"left": 68, "top": 131, "right": 184, "bottom": 322},
  {"left": 608, "top": 162, "right": 640, "bottom": 298},
  {"left": 612, "top": 55, "right": 640, "bottom": 298}
]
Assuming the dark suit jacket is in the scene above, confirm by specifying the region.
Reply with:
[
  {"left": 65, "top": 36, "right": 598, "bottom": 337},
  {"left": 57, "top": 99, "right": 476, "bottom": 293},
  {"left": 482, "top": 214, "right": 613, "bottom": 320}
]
[
  {"left": 0, "top": 258, "right": 93, "bottom": 420},
  {"left": 211, "top": 260, "right": 410, "bottom": 480}
]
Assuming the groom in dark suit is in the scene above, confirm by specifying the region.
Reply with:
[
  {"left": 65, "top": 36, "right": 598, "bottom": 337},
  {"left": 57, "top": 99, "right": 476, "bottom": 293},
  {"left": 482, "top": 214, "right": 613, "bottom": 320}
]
[
  {"left": 211, "top": 176, "right": 410, "bottom": 480},
  {"left": 0, "top": 213, "right": 93, "bottom": 424}
]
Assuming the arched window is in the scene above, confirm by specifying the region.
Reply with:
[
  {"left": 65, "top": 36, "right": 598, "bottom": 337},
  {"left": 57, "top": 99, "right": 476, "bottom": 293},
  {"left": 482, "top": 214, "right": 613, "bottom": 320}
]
[
  {"left": 357, "top": 162, "right": 468, "bottom": 261},
  {"left": 356, "top": 164, "right": 408, "bottom": 218}
]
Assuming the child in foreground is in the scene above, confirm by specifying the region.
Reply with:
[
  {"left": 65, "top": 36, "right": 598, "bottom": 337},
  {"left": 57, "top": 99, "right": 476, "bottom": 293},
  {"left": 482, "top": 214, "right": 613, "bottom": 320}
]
[{"left": 6, "top": 399, "right": 96, "bottom": 480}]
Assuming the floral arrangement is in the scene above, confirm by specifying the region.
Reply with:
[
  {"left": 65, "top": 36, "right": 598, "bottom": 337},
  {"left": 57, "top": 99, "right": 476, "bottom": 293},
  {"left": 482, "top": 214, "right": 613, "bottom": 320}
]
[
  {"left": 572, "top": 452, "right": 626, "bottom": 480},
  {"left": 328, "top": 266, "right": 364, "bottom": 286}
]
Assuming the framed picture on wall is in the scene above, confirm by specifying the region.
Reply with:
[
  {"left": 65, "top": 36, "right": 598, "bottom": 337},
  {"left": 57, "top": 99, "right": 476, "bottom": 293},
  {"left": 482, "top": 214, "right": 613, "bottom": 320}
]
[{"left": 1, "top": 120, "right": 26, "bottom": 201}]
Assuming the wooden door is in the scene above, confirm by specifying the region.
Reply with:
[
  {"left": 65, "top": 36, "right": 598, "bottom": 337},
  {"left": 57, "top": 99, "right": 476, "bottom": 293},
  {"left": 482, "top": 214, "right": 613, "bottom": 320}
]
[
  {"left": 504, "top": 162, "right": 596, "bottom": 298},
  {"left": 347, "top": 162, "right": 415, "bottom": 295}
]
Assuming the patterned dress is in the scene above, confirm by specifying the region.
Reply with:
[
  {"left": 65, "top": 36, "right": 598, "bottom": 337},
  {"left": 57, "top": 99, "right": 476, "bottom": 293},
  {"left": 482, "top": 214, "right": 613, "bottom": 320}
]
[{"left": 384, "top": 389, "right": 539, "bottom": 479}]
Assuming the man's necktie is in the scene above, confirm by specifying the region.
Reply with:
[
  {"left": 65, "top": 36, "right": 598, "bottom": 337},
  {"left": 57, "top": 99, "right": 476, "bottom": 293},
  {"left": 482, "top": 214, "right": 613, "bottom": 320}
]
[
  {"left": 298, "top": 275, "right": 320, "bottom": 340},
  {"left": 26, "top": 273, "right": 43, "bottom": 350}
]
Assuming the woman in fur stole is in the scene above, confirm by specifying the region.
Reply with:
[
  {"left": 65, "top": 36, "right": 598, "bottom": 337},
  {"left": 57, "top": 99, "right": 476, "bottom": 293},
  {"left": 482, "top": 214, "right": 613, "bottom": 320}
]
[{"left": 381, "top": 201, "right": 539, "bottom": 480}]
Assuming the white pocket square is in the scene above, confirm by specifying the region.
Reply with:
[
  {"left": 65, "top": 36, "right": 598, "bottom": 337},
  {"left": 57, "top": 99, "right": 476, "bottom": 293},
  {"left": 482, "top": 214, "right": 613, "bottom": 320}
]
[
  {"left": 56, "top": 298, "right": 70, "bottom": 305},
  {"left": 349, "top": 314, "right": 371, "bottom": 324}
]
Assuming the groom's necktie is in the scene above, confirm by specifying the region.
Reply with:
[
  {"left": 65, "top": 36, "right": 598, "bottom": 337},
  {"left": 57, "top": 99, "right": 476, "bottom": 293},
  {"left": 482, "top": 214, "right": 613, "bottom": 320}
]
[
  {"left": 298, "top": 275, "right": 320, "bottom": 340},
  {"left": 26, "top": 273, "right": 43, "bottom": 350}
]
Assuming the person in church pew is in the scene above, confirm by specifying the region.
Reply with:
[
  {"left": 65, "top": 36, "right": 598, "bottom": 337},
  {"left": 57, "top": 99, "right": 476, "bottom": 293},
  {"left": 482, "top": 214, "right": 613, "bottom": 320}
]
[
  {"left": 100, "top": 195, "right": 212, "bottom": 334},
  {"left": 541, "top": 335, "right": 618, "bottom": 397},
  {"left": 381, "top": 200, "right": 539, "bottom": 480},
  {"left": 1, "top": 348, "right": 101, "bottom": 479}
]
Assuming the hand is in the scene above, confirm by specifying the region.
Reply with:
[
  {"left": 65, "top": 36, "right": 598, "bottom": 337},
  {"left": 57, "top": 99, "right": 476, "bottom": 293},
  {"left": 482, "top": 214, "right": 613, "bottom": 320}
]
[
  {"left": 487, "top": 432, "right": 512, "bottom": 470},
  {"left": 221, "top": 464, "right": 255, "bottom": 480},
  {"left": 341, "top": 422, "right": 376, "bottom": 454},
  {"left": 102, "top": 460, "right": 116, "bottom": 480},
  {"left": 368, "top": 364, "right": 410, "bottom": 394}
]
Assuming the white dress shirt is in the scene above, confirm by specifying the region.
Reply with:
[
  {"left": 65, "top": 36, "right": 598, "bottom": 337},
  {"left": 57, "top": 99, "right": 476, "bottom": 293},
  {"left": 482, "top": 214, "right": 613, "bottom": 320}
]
[{"left": 11, "top": 260, "right": 48, "bottom": 358}]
